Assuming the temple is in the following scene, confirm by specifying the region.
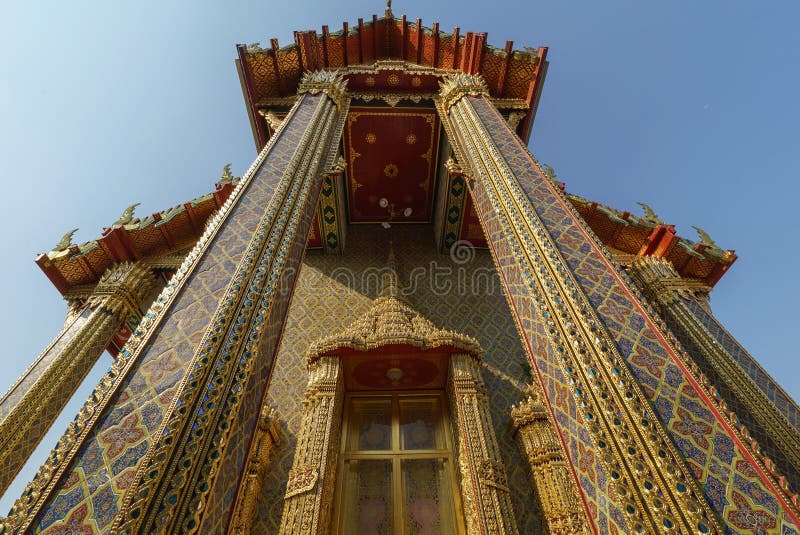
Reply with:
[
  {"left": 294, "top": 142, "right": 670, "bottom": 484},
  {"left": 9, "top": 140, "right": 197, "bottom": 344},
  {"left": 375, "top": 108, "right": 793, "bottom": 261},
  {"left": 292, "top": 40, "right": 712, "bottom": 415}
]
[{"left": 1, "top": 7, "right": 799, "bottom": 534}]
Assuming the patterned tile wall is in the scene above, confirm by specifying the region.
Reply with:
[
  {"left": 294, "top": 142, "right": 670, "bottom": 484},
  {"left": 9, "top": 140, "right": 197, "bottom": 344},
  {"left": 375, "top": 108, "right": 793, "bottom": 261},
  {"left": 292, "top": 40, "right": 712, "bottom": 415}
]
[
  {"left": 683, "top": 297, "right": 800, "bottom": 432},
  {"left": 469, "top": 95, "right": 799, "bottom": 534},
  {"left": 661, "top": 298, "right": 800, "bottom": 494},
  {"left": 0, "top": 306, "right": 123, "bottom": 503},
  {"left": 199, "top": 107, "right": 337, "bottom": 533},
  {"left": 252, "top": 225, "right": 544, "bottom": 534}
]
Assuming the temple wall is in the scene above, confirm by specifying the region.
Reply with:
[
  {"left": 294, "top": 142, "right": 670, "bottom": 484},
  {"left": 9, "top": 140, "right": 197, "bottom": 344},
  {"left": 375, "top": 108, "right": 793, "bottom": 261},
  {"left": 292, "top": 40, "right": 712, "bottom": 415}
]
[
  {"left": 682, "top": 297, "right": 800, "bottom": 432},
  {"left": 252, "top": 225, "right": 543, "bottom": 534}
]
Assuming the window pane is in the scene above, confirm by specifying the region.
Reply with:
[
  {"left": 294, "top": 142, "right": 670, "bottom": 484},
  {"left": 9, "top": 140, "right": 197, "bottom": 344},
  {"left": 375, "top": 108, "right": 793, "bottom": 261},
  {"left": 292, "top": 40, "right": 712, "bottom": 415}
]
[
  {"left": 341, "top": 459, "right": 394, "bottom": 535},
  {"left": 401, "top": 458, "right": 455, "bottom": 534},
  {"left": 348, "top": 398, "right": 392, "bottom": 451},
  {"left": 400, "top": 397, "right": 441, "bottom": 450}
]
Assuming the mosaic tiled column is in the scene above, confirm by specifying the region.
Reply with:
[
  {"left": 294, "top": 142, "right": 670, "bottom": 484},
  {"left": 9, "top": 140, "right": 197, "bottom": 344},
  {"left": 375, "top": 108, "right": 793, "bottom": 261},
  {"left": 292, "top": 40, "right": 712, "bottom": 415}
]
[
  {"left": 448, "top": 353, "right": 518, "bottom": 534},
  {"left": 228, "top": 406, "right": 280, "bottom": 535},
  {"left": 0, "top": 261, "right": 155, "bottom": 497},
  {"left": 439, "top": 73, "right": 800, "bottom": 533},
  {"left": 2, "top": 71, "right": 348, "bottom": 534},
  {"left": 630, "top": 256, "right": 800, "bottom": 494},
  {"left": 279, "top": 356, "right": 343, "bottom": 535},
  {"left": 511, "top": 384, "right": 590, "bottom": 535}
]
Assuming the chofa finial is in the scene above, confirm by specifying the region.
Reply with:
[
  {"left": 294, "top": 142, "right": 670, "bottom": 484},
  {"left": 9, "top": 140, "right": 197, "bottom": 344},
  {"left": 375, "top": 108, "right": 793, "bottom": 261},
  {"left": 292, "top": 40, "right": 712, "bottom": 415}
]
[
  {"left": 54, "top": 228, "right": 79, "bottom": 252},
  {"left": 113, "top": 203, "right": 141, "bottom": 227}
]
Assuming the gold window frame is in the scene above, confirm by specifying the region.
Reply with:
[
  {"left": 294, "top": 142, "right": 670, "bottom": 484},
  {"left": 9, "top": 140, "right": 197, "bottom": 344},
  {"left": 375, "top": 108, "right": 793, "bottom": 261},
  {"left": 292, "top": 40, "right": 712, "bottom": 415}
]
[{"left": 332, "top": 390, "right": 466, "bottom": 535}]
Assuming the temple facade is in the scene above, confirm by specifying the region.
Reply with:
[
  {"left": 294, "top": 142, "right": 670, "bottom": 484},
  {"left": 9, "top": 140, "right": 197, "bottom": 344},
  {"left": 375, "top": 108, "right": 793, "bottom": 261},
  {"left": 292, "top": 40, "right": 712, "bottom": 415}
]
[{"left": 1, "top": 8, "right": 799, "bottom": 534}]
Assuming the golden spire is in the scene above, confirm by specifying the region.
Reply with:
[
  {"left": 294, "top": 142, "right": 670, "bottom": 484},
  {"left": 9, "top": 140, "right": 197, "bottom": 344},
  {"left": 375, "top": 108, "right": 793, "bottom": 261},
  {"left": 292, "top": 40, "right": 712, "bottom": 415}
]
[{"left": 379, "top": 239, "right": 401, "bottom": 299}]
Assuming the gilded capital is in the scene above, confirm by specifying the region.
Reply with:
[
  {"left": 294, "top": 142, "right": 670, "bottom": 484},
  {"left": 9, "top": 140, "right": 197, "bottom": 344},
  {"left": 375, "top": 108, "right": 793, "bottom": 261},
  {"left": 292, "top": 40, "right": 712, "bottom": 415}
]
[
  {"left": 510, "top": 393, "right": 549, "bottom": 431},
  {"left": 511, "top": 385, "right": 591, "bottom": 535},
  {"left": 324, "top": 155, "right": 346, "bottom": 177},
  {"left": 438, "top": 73, "right": 489, "bottom": 112},
  {"left": 297, "top": 70, "right": 348, "bottom": 110},
  {"left": 87, "top": 262, "right": 158, "bottom": 317},
  {"left": 629, "top": 256, "right": 710, "bottom": 307}
]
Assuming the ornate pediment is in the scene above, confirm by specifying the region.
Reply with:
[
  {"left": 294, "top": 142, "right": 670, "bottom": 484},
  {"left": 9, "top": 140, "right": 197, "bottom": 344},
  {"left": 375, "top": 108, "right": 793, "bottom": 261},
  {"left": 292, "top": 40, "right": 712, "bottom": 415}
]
[{"left": 306, "top": 294, "right": 482, "bottom": 364}]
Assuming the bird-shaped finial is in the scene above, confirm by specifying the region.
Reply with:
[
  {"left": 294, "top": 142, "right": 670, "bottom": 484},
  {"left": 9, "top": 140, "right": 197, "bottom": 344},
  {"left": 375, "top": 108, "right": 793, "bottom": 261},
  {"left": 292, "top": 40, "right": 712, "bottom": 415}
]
[
  {"left": 636, "top": 202, "right": 664, "bottom": 225},
  {"left": 54, "top": 228, "right": 79, "bottom": 252},
  {"left": 220, "top": 163, "right": 234, "bottom": 184},
  {"left": 691, "top": 226, "right": 719, "bottom": 249},
  {"left": 114, "top": 203, "right": 141, "bottom": 226}
]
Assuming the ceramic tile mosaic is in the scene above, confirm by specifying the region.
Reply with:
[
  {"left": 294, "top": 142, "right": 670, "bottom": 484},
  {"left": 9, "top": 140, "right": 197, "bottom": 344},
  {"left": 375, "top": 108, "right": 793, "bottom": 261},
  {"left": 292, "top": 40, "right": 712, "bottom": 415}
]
[
  {"left": 0, "top": 308, "right": 92, "bottom": 419},
  {"left": 0, "top": 307, "right": 122, "bottom": 494},
  {"left": 663, "top": 298, "right": 800, "bottom": 494},
  {"left": 682, "top": 297, "right": 800, "bottom": 432},
  {"left": 468, "top": 160, "right": 623, "bottom": 533}
]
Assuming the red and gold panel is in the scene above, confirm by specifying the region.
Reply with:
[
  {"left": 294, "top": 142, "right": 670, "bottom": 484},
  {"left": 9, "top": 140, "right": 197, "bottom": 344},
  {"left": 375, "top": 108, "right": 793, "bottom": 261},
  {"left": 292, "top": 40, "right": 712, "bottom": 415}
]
[
  {"left": 460, "top": 194, "right": 488, "bottom": 248},
  {"left": 343, "top": 349, "right": 448, "bottom": 391},
  {"left": 346, "top": 70, "right": 440, "bottom": 93},
  {"left": 345, "top": 107, "right": 440, "bottom": 223}
]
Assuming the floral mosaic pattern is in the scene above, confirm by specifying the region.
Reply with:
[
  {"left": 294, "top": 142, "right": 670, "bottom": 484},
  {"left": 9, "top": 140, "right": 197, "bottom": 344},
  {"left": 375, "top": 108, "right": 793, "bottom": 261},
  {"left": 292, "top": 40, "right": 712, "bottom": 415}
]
[
  {"left": 664, "top": 300, "right": 800, "bottom": 493},
  {"left": 683, "top": 297, "right": 800, "bottom": 432}
]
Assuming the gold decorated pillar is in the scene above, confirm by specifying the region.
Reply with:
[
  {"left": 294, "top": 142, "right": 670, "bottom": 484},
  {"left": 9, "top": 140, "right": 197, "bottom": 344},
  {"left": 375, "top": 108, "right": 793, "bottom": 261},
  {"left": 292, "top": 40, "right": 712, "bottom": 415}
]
[
  {"left": 3, "top": 71, "right": 348, "bottom": 535},
  {"left": 439, "top": 73, "right": 726, "bottom": 533},
  {"left": 449, "top": 352, "right": 518, "bottom": 534},
  {"left": 228, "top": 406, "right": 280, "bottom": 535},
  {"left": 511, "top": 386, "right": 590, "bottom": 535},
  {"left": 279, "top": 355, "right": 344, "bottom": 535},
  {"left": 0, "top": 261, "right": 156, "bottom": 496}
]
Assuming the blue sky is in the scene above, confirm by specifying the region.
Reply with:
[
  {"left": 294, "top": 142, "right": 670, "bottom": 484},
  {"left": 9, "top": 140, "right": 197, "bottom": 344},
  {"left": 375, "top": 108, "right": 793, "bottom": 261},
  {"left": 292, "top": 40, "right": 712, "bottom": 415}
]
[{"left": 1, "top": 0, "right": 798, "bottom": 513}]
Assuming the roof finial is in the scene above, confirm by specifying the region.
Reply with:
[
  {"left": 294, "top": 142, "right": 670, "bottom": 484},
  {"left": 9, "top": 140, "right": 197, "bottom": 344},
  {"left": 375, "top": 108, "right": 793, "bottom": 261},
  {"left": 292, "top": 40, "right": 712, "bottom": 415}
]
[
  {"left": 54, "top": 228, "right": 79, "bottom": 252},
  {"left": 113, "top": 203, "right": 141, "bottom": 227},
  {"left": 385, "top": 0, "right": 393, "bottom": 18}
]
